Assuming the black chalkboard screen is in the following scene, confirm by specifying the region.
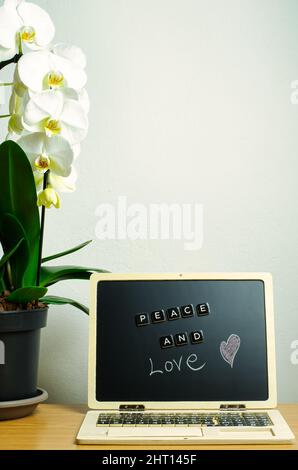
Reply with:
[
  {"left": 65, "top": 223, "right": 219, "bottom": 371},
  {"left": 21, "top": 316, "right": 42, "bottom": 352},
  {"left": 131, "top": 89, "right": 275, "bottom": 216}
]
[{"left": 96, "top": 280, "right": 268, "bottom": 402}]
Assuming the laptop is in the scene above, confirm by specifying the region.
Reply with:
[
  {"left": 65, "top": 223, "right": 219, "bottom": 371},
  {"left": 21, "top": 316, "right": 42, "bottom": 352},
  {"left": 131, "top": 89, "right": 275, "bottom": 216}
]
[{"left": 77, "top": 272, "right": 294, "bottom": 444}]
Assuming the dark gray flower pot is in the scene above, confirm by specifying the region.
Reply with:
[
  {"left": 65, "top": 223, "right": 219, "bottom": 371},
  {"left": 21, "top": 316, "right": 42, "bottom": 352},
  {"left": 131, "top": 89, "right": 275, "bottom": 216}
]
[{"left": 0, "top": 308, "right": 48, "bottom": 402}]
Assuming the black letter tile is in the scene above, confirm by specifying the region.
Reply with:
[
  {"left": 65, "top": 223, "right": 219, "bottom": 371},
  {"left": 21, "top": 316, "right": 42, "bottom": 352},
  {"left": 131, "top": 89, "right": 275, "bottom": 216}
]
[
  {"left": 181, "top": 304, "right": 194, "bottom": 318},
  {"left": 174, "top": 332, "right": 188, "bottom": 346},
  {"left": 151, "top": 310, "right": 165, "bottom": 323},
  {"left": 190, "top": 330, "right": 204, "bottom": 344},
  {"left": 160, "top": 335, "right": 174, "bottom": 349},
  {"left": 135, "top": 313, "right": 149, "bottom": 327},
  {"left": 196, "top": 303, "right": 210, "bottom": 316},
  {"left": 166, "top": 307, "right": 181, "bottom": 321}
]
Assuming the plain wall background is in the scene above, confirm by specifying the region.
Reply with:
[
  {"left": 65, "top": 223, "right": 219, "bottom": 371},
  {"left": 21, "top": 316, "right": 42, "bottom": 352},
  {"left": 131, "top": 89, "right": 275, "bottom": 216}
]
[{"left": 1, "top": 0, "right": 298, "bottom": 403}]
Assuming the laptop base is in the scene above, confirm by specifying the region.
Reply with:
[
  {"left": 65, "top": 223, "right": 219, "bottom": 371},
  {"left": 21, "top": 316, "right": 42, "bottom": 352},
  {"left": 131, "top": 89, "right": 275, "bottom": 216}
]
[{"left": 76, "top": 409, "right": 294, "bottom": 445}]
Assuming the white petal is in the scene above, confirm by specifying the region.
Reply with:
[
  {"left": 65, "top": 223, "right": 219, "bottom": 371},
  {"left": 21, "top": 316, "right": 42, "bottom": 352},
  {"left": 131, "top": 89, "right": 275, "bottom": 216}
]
[
  {"left": 52, "top": 53, "right": 87, "bottom": 90},
  {"left": 9, "top": 85, "right": 28, "bottom": 115},
  {"left": 0, "top": 44, "right": 17, "bottom": 61},
  {"left": 6, "top": 131, "right": 19, "bottom": 141},
  {"left": 72, "top": 143, "right": 81, "bottom": 160},
  {"left": 18, "top": 49, "right": 87, "bottom": 93},
  {"left": 78, "top": 88, "right": 90, "bottom": 114},
  {"left": 59, "top": 87, "right": 79, "bottom": 101},
  {"left": 17, "top": 132, "right": 44, "bottom": 166},
  {"left": 60, "top": 99, "right": 89, "bottom": 145},
  {"left": 53, "top": 43, "right": 87, "bottom": 69},
  {"left": 23, "top": 90, "right": 64, "bottom": 126},
  {"left": 13, "top": 68, "right": 28, "bottom": 98},
  {"left": 49, "top": 167, "right": 78, "bottom": 193},
  {"left": 18, "top": 50, "right": 51, "bottom": 93},
  {"left": 17, "top": 2, "right": 55, "bottom": 47},
  {"left": 9, "top": 90, "right": 21, "bottom": 114},
  {"left": 34, "top": 170, "right": 44, "bottom": 189},
  {"left": 0, "top": 5, "right": 21, "bottom": 49},
  {"left": 44, "top": 135, "right": 74, "bottom": 177},
  {"left": 24, "top": 42, "right": 47, "bottom": 52},
  {"left": 22, "top": 117, "right": 43, "bottom": 133}
]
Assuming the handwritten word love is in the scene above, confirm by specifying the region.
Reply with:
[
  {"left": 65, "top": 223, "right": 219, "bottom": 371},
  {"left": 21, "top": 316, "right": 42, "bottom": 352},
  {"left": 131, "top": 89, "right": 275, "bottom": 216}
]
[{"left": 149, "top": 353, "right": 206, "bottom": 376}]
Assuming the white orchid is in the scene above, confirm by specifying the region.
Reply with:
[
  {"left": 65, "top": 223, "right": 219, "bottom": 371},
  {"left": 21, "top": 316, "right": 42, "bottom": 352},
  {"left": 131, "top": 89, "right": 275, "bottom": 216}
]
[
  {"left": 22, "top": 89, "right": 89, "bottom": 145},
  {"left": 17, "top": 132, "right": 74, "bottom": 177},
  {"left": 0, "top": 0, "right": 55, "bottom": 61},
  {"left": 0, "top": 0, "right": 89, "bottom": 208},
  {"left": 17, "top": 132, "right": 76, "bottom": 207},
  {"left": 33, "top": 167, "right": 78, "bottom": 213},
  {"left": 18, "top": 44, "right": 87, "bottom": 93}
]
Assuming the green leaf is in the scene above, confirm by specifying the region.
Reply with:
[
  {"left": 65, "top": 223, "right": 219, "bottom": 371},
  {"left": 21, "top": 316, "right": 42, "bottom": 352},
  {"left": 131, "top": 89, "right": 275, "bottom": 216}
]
[
  {"left": 39, "top": 265, "right": 109, "bottom": 287},
  {"left": 0, "top": 235, "right": 24, "bottom": 293},
  {"left": 41, "top": 295, "right": 89, "bottom": 314},
  {"left": 0, "top": 277, "right": 5, "bottom": 293},
  {"left": 7, "top": 286, "right": 48, "bottom": 303},
  {"left": 0, "top": 214, "right": 30, "bottom": 288},
  {"left": 0, "top": 140, "right": 40, "bottom": 288},
  {"left": 42, "top": 240, "right": 93, "bottom": 263},
  {"left": 0, "top": 238, "right": 24, "bottom": 269}
]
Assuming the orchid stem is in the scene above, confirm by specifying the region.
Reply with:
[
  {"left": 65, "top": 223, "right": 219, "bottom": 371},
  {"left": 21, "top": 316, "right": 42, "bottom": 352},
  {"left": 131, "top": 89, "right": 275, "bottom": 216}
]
[
  {"left": 36, "top": 171, "right": 49, "bottom": 286},
  {"left": 18, "top": 33, "right": 23, "bottom": 55},
  {"left": 0, "top": 82, "right": 14, "bottom": 87},
  {"left": 0, "top": 114, "right": 11, "bottom": 119},
  {"left": 0, "top": 53, "right": 22, "bottom": 71}
]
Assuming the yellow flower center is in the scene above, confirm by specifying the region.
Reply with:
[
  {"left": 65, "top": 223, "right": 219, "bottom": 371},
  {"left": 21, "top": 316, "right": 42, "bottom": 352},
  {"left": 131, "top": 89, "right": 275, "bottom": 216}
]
[
  {"left": 34, "top": 154, "right": 50, "bottom": 172},
  {"left": 21, "top": 26, "right": 36, "bottom": 43},
  {"left": 47, "top": 71, "right": 65, "bottom": 89},
  {"left": 44, "top": 119, "right": 61, "bottom": 137}
]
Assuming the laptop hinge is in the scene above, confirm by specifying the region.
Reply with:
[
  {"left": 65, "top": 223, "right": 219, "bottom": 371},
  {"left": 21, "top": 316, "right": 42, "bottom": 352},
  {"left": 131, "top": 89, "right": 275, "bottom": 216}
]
[
  {"left": 119, "top": 404, "right": 145, "bottom": 412},
  {"left": 220, "top": 404, "right": 246, "bottom": 410}
]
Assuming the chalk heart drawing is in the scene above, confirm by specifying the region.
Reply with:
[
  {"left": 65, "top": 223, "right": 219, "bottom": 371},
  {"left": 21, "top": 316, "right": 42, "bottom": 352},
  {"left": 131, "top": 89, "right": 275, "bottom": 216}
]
[{"left": 220, "top": 334, "right": 241, "bottom": 368}]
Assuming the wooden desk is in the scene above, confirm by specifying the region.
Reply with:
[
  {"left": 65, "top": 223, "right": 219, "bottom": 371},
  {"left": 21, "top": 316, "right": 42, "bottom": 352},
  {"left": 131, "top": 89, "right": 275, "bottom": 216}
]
[{"left": 0, "top": 404, "right": 296, "bottom": 450}]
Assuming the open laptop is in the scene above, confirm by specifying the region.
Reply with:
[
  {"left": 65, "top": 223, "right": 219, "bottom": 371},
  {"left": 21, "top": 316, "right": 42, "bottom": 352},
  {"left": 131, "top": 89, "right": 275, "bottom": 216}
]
[{"left": 77, "top": 272, "right": 294, "bottom": 444}]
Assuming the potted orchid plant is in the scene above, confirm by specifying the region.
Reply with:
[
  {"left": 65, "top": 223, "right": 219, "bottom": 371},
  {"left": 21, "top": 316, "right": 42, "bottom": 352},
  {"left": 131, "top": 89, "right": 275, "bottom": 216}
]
[{"left": 0, "top": 0, "right": 106, "bottom": 416}]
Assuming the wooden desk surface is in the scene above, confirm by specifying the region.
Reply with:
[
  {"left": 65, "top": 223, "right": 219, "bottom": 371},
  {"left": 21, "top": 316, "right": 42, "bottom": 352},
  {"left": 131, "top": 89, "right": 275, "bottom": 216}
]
[{"left": 0, "top": 404, "right": 296, "bottom": 450}]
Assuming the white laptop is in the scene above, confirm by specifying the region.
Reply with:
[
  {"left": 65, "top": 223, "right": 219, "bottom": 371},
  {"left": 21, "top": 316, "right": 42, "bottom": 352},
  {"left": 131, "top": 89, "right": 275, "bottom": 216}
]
[{"left": 77, "top": 272, "right": 294, "bottom": 445}]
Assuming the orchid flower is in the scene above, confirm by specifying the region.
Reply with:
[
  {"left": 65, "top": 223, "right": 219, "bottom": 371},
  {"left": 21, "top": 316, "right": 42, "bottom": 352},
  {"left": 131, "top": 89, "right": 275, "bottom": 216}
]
[
  {"left": 22, "top": 89, "right": 89, "bottom": 145},
  {"left": 18, "top": 44, "right": 87, "bottom": 93},
  {"left": 17, "top": 132, "right": 74, "bottom": 177},
  {"left": 0, "top": 0, "right": 55, "bottom": 61}
]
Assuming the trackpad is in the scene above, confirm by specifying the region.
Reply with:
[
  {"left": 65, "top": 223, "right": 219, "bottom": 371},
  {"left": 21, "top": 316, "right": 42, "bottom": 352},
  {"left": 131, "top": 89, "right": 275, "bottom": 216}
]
[
  {"left": 108, "top": 428, "right": 203, "bottom": 438},
  {"left": 203, "top": 428, "right": 274, "bottom": 439}
]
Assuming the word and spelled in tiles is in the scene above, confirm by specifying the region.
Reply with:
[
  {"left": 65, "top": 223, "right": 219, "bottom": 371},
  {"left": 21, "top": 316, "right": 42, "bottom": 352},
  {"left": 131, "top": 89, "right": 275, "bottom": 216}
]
[
  {"left": 135, "top": 303, "right": 210, "bottom": 327},
  {"left": 160, "top": 330, "right": 204, "bottom": 349}
]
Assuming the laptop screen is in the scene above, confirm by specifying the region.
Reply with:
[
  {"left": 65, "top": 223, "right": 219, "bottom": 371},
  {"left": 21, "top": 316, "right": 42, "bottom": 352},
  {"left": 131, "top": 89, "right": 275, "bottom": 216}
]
[{"left": 95, "top": 279, "right": 268, "bottom": 402}]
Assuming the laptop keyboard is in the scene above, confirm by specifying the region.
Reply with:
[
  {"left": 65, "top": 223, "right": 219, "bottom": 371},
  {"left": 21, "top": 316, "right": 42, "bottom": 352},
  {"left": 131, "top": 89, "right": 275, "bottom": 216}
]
[{"left": 96, "top": 412, "right": 272, "bottom": 427}]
